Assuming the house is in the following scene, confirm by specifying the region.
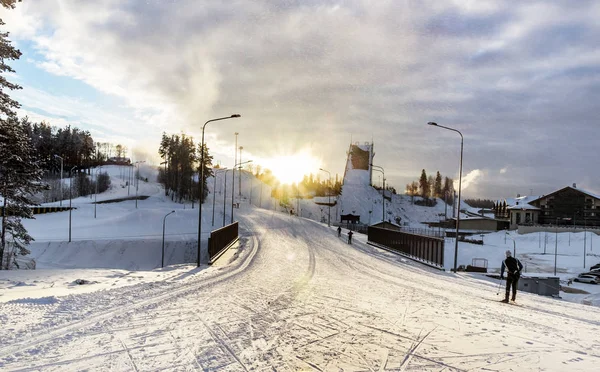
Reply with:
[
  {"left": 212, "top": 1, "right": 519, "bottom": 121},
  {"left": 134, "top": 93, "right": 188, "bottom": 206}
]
[
  {"left": 494, "top": 184, "right": 600, "bottom": 230},
  {"left": 529, "top": 184, "right": 600, "bottom": 227},
  {"left": 494, "top": 195, "right": 541, "bottom": 230}
]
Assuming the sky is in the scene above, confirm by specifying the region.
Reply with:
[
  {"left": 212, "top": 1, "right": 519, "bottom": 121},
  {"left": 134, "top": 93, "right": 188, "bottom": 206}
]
[{"left": 1, "top": 0, "right": 599, "bottom": 199}]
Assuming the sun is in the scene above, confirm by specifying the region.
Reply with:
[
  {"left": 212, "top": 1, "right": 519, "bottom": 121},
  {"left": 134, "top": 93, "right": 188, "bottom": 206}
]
[{"left": 263, "top": 150, "right": 321, "bottom": 185}]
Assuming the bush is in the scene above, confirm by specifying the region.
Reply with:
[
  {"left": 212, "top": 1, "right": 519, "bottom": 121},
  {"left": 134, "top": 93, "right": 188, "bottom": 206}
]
[
  {"left": 414, "top": 198, "right": 437, "bottom": 207},
  {"left": 97, "top": 172, "right": 111, "bottom": 193}
]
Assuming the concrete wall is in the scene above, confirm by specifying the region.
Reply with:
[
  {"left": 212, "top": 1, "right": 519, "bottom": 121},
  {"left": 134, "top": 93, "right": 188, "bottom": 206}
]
[
  {"left": 459, "top": 218, "right": 499, "bottom": 231},
  {"left": 27, "top": 239, "right": 199, "bottom": 270}
]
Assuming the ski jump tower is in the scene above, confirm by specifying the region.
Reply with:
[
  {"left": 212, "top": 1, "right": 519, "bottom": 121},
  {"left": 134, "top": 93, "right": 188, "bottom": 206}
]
[
  {"left": 343, "top": 142, "right": 375, "bottom": 186},
  {"left": 338, "top": 141, "right": 376, "bottom": 224}
]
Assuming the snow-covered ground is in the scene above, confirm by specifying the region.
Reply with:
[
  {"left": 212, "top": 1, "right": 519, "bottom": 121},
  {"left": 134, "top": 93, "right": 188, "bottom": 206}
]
[
  {"left": 2, "top": 207, "right": 600, "bottom": 370},
  {"left": 1, "top": 165, "right": 600, "bottom": 370}
]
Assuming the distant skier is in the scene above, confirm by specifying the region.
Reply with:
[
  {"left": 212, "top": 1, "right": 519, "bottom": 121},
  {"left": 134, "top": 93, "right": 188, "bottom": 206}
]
[
  {"left": 500, "top": 250, "right": 523, "bottom": 303},
  {"left": 337, "top": 226, "right": 342, "bottom": 237},
  {"left": 347, "top": 230, "right": 353, "bottom": 244}
]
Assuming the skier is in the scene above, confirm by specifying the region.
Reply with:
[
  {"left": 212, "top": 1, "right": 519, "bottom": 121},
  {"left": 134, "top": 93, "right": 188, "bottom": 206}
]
[
  {"left": 347, "top": 230, "right": 353, "bottom": 244},
  {"left": 500, "top": 250, "right": 523, "bottom": 303},
  {"left": 337, "top": 226, "right": 342, "bottom": 237}
]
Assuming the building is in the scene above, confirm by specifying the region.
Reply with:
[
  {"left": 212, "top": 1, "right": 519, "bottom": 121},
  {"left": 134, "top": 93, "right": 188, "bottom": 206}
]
[
  {"left": 494, "top": 184, "right": 600, "bottom": 230},
  {"left": 452, "top": 216, "right": 510, "bottom": 232},
  {"left": 529, "top": 184, "right": 600, "bottom": 227}
]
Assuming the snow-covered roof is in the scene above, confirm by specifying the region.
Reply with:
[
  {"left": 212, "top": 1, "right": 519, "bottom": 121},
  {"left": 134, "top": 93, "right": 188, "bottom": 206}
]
[
  {"left": 502, "top": 195, "right": 541, "bottom": 207},
  {"left": 506, "top": 203, "right": 540, "bottom": 211}
]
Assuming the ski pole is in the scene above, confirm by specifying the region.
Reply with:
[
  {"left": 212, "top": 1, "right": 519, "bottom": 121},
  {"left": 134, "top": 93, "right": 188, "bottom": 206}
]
[{"left": 496, "top": 277, "right": 503, "bottom": 295}]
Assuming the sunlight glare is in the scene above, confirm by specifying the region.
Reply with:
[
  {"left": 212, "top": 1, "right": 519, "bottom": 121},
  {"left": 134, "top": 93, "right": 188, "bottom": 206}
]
[{"left": 263, "top": 151, "right": 321, "bottom": 184}]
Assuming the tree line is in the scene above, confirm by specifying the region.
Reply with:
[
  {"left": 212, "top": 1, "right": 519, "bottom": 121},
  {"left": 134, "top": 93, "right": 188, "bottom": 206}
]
[
  {"left": 1, "top": 3, "right": 118, "bottom": 267},
  {"left": 20, "top": 119, "right": 128, "bottom": 175},
  {"left": 158, "top": 132, "right": 212, "bottom": 204},
  {"left": 406, "top": 169, "right": 455, "bottom": 204}
]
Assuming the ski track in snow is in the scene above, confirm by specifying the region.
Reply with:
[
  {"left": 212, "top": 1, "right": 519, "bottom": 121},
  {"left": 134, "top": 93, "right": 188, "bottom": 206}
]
[{"left": 1, "top": 208, "right": 600, "bottom": 371}]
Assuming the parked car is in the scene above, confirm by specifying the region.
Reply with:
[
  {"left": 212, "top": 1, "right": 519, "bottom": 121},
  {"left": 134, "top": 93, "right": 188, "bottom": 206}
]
[
  {"left": 583, "top": 271, "right": 600, "bottom": 278},
  {"left": 574, "top": 274, "right": 600, "bottom": 284},
  {"left": 591, "top": 263, "right": 600, "bottom": 270}
]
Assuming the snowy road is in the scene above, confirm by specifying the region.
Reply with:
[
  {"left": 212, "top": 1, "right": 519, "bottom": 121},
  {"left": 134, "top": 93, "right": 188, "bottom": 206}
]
[{"left": 2, "top": 208, "right": 600, "bottom": 371}]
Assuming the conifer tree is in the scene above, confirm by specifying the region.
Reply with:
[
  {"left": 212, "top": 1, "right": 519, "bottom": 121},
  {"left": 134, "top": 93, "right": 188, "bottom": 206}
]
[
  {"left": 419, "top": 169, "right": 430, "bottom": 198},
  {"left": 1, "top": 117, "right": 43, "bottom": 269},
  {"left": 434, "top": 171, "right": 443, "bottom": 198},
  {"left": 0, "top": 8, "right": 43, "bottom": 268}
]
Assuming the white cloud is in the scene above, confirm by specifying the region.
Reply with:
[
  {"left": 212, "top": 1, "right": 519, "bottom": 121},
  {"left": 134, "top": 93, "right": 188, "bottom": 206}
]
[
  {"left": 456, "top": 169, "right": 484, "bottom": 191},
  {"left": 2, "top": 0, "right": 600, "bottom": 197}
]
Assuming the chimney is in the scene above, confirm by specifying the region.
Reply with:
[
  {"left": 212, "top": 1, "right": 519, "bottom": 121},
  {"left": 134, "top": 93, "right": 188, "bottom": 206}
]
[{"left": 573, "top": 183, "right": 577, "bottom": 188}]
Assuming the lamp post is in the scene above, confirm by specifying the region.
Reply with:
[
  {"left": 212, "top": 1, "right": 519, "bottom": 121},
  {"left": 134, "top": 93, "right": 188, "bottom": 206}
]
[
  {"left": 162, "top": 210, "right": 175, "bottom": 268},
  {"left": 54, "top": 155, "right": 63, "bottom": 206},
  {"left": 370, "top": 164, "right": 385, "bottom": 223},
  {"left": 319, "top": 168, "right": 331, "bottom": 227},
  {"left": 428, "top": 122, "right": 463, "bottom": 273},
  {"left": 505, "top": 232, "right": 516, "bottom": 257},
  {"left": 69, "top": 166, "right": 77, "bottom": 242},
  {"left": 134, "top": 161, "right": 146, "bottom": 209},
  {"left": 197, "top": 115, "right": 241, "bottom": 267},
  {"left": 230, "top": 160, "right": 252, "bottom": 224},
  {"left": 223, "top": 170, "right": 228, "bottom": 227},
  {"left": 127, "top": 164, "right": 131, "bottom": 196},
  {"left": 94, "top": 166, "right": 102, "bottom": 218},
  {"left": 555, "top": 217, "right": 559, "bottom": 276},
  {"left": 212, "top": 168, "right": 227, "bottom": 226},
  {"left": 239, "top": 146, "right": 243, "bottom": 197}
]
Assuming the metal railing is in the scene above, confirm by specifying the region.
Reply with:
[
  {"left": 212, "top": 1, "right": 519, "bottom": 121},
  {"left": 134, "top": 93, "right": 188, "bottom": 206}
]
[
  {"left": 368, "top": 226, "right": 445, "bottom": 268},
  {"left": 208, "top": 222, "right": 239, "bottom": 264}
]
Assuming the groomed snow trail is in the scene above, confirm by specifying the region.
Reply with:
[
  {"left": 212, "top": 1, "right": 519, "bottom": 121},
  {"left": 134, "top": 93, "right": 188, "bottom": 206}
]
[{"left": 1, "top": 208, "right": 600, "bottom": 371}]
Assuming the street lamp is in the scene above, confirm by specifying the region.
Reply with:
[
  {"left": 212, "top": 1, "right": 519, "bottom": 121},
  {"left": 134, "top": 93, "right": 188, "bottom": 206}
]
[
  {"left": 319, "top": 168, "right": 331, "bottom": 227},
  {"left": 231, "top": 160, "right": 252, "bottom": 224},
  {"left": 505, "top": 231, "right": 516, "bottom": 257},
  {"left": 212, "top": 168, "right": 227, "bottom": 226},
  {"left": 197, "top": 114, "right": 241, "bottom": 267},
  {"left": 69, "top": 166, "right": 77, "bottom": 242},
  {"left": 239, "top": 146, "right": 243, "bottom": 197},
  {"left": 94, "top": 166, "right": 102, "bottom": 218},
  {"left": 427, "top": 122, "right": 464, "bottom": 273},
  {"left": 555, "top": 217, "right": 559, "bottom": 276},
  {"left": 370, "top": 164, "right": 386, "bottom": 223},
  {"left": 134, "top": 161, "right": 146, "bottom": 209},
  {"left": 54, "top": 155, "right": 63, "bottom": 206},
  {"left": 162, "top": 210, "right": 176, "bottom": 268}
]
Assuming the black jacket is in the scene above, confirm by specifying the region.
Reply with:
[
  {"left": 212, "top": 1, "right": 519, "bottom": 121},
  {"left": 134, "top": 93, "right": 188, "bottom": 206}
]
[{"left": 501, "top": 256, "right": 523, "bottom": 278}]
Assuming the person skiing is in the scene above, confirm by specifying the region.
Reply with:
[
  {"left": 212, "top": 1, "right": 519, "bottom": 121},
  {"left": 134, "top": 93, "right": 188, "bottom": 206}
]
[
  {"left": 347, "top": 230, "right": 353, "bottom": 244},
  {"left": 337, "top": 226, "right": 342, "bottom": 237},
  {"left": 500, "top": 250, "right": 523, "bottom": 303}
]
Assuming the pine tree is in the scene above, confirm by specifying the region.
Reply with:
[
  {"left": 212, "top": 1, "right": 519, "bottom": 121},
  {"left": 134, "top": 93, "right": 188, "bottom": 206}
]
[
  {"left": 419, "top": 169, "right": 430, "bottom": 199},
  {"left": 1, "top": 118, "right": 44, "bottom": 269},
  {"left": 198, "top": 143, "right": 213, "bottom": 203},
  {"left": 443, "top": 176, "right": 454, "bottom": 205},
  {"left": 434, "top": 171, "right": 442, "bottom": 198},
  {"left": 1, "top": 10, "right": 44, "bottom": 268}
]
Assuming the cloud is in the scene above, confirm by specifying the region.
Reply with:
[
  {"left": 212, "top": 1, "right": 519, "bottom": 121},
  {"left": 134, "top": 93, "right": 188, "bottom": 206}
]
[
  {"left": 456, "top": 169, "right": 484, "bottom": 191},
  {"left": 2, "top": 0, "right": 600, "bottom": 198}
]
